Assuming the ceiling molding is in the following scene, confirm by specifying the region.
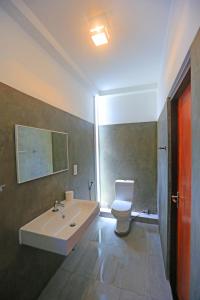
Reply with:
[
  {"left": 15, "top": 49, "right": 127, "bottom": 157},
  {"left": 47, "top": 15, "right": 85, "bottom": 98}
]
[
  {"left": 99, "top": 83, "right": 158, "bottom": 97},
  {"left": 1, "top": 0, "right": 98, "bottom": 94}
]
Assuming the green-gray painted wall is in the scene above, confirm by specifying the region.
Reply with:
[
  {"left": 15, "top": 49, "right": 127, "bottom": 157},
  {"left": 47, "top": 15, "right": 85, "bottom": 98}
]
[
  {"left": 99, "top": 122, "right": 157, "bottom": 213},
  {"left": 0, "top": 82, "right": 95, "bottom": 300}
]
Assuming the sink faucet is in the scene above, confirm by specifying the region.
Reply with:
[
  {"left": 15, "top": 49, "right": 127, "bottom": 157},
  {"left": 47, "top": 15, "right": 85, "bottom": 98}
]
[{"left": 52, "top": 201, "right": 64, "bottom": 212}]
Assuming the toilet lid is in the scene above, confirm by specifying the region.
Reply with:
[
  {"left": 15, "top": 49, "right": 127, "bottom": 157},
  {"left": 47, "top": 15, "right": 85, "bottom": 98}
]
[{"left": 111, "top": 200, "right": 132, "bottom": 212}]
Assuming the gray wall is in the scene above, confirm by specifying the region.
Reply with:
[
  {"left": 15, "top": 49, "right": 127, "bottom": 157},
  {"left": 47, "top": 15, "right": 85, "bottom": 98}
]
[
  {"left": 157, "top": 103, "right": 169, "bottom": 273},
  {"left": 99, "top": 122, "right": 157, "bottom": 213},
  {"left": 190, "top": 30, "right": 200, "bottom": 300},
  {"left": 0, "top": 82, "right": 95, "bottom": 300}
]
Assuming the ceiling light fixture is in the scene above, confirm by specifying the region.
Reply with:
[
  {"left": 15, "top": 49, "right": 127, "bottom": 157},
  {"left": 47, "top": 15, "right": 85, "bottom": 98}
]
[{"left": 90, "top": 24, "right": 109, "bottom": 46}]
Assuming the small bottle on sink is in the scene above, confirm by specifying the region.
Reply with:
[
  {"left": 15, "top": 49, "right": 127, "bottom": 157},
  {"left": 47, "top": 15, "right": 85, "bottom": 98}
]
[{"left": 65, "top": 190, "right": 74, "bottom": 201}]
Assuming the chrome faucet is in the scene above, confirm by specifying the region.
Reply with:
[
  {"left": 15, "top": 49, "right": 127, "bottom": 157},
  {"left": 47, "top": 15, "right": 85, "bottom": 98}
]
[{"left": 52, "top": 201, "right": 64, "bottom": 212}]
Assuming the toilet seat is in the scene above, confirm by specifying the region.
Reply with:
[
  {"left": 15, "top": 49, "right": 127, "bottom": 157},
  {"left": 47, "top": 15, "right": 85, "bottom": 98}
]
[{"left": 111, "top": 200, "right": 132, "bottom": 217}]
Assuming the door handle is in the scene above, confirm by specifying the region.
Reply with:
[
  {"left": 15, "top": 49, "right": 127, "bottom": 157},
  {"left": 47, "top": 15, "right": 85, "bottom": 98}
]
[{"left": 171, "top": 192, "right": 179, "bottom": 208}]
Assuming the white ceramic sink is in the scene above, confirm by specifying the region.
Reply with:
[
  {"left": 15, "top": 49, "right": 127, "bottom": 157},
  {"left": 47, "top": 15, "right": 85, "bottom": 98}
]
[{"left": 19, "top": 199, "right": 99, "bottom": 255}]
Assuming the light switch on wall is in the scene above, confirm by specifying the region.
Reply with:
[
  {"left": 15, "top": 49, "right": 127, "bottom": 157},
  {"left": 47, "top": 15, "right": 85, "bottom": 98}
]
[{"left": 73, "top": 164, "right": 78, "bottom": 175}]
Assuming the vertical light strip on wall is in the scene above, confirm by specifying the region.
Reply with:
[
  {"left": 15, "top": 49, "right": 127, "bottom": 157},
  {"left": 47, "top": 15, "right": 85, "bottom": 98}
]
[{"left": 95, "top": 95, "right": 101, "bottom": 203}]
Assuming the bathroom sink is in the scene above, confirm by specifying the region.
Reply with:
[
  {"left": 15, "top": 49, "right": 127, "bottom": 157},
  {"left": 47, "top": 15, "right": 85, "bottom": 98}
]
[{"left": 19, "top": 199, "right": 99, "bottom": 255}]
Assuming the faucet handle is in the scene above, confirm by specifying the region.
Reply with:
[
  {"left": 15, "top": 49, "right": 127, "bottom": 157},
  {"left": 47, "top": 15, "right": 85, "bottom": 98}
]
[{"left": 56, "top": 200, "right": 64, "bottom": 207}]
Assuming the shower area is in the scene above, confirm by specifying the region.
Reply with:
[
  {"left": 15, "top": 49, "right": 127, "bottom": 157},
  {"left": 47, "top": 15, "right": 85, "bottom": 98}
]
[{"left": 95, "top": 96, "right": 158, "bottom": 214}]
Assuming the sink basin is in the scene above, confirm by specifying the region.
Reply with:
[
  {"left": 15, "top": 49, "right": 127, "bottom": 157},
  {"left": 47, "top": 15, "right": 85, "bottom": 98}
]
[{"left": 19, "top": 199, "right": 99, "bottom": 255}]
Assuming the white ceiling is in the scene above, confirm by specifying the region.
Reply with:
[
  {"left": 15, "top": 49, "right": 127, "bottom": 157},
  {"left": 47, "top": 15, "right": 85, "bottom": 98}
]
[{"left": 6, "top": 0, "right": 172, "bottom": 93}]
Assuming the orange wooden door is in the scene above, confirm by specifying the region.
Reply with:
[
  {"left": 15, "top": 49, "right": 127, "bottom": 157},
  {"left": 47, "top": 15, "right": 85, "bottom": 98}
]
[{"left": 177, "top": 84, "right": 192, "bottom": 300}]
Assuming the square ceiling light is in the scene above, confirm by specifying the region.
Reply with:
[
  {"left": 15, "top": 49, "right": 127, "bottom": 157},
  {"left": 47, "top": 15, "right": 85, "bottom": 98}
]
[{"left": 90, "top": 25, "right": 109, "bottom": 46}]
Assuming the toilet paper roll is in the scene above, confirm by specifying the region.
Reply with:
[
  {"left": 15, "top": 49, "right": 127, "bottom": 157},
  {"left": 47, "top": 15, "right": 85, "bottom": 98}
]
[{"left": 65, "top": 190, "right": 74, "bottom": 201}]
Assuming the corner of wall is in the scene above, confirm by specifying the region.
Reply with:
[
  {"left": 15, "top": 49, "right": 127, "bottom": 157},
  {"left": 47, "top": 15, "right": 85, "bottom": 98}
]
[
  {"left": 157, "top": 0, "right": 200, "bottom": 120},
  {"left": 0, "top": 6, "right": 95, "bottom": 124}
]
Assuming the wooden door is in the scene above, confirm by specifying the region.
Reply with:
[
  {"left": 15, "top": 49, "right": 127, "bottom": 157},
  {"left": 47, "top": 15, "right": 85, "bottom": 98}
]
[{"left": 177, "top": 84, "right": 191, "bottom": 300}]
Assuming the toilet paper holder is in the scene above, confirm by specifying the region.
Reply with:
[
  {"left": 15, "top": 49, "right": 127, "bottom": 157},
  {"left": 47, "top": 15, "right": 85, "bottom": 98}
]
[{"left": 158, "top": 146, "right": 167, "bottom": 150}]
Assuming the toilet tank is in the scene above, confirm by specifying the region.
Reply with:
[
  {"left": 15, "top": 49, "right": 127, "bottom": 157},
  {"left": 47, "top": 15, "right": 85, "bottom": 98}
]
[{"left": 115, "top": 180, "right": 134, "bottom": 203}]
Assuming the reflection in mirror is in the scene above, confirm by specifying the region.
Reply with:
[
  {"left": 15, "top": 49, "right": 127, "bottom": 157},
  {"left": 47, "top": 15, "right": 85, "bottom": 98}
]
[
  {"left": 15, "top": 125, "right": 69, "bottom": 183},
  {"left": 52, "top": 132, "right": 68, "bottom": 172}
]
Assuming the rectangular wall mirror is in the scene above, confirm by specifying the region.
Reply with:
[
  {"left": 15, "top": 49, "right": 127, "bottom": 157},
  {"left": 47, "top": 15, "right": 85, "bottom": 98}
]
[{"left": 15, "top": 125, "right": 69, "bottom": 183}]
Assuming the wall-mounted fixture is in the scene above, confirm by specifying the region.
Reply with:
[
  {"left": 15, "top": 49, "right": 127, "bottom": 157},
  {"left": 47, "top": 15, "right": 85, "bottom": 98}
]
[
  {"left": 73, "top": 164, "right": 78, "bottom": 176},
  {"left": 88, "top": 181, "right": 94, "bottom": 200},
  {"left": 158, "top": 146, "right": 167, "bottom": 150},
  {"left": 19, "top": 198, "right": 99, "bottom": 255}
]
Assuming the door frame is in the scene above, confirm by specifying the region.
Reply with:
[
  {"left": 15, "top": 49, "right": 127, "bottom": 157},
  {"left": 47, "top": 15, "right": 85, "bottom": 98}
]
[{"left": 167, "top": 52, "right": 191, "bottom": 298}]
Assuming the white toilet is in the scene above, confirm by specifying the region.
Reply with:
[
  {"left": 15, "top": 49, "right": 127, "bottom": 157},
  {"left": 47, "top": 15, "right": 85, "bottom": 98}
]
[{"left": 111, "top": 179, "right": 134, "bottom": 236}]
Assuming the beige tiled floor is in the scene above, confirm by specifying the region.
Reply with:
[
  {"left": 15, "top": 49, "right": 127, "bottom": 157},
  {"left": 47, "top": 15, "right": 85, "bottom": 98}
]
[{"left": 38, "top": 217, "right": 172, "bottom": 300}]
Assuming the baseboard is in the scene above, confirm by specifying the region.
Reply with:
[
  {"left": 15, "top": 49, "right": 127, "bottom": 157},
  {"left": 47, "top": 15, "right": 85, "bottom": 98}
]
[{"left": 100, "top": 208, "right": 158, "bottom": 224}]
